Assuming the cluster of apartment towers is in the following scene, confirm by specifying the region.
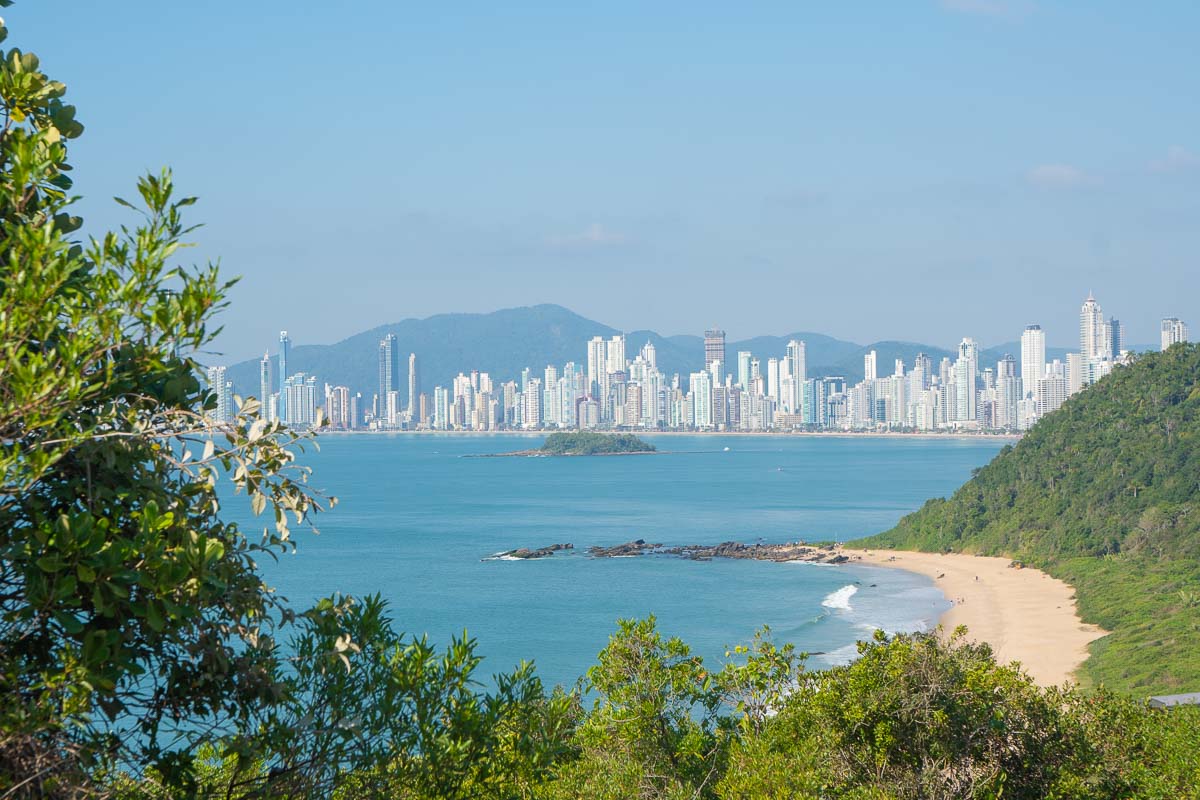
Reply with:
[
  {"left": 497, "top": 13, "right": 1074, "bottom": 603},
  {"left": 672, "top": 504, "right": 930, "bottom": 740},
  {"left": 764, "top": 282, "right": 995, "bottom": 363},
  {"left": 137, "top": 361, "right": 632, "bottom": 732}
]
[{"left": 204, "top": 296, "right": 1189, "bottom": 433}]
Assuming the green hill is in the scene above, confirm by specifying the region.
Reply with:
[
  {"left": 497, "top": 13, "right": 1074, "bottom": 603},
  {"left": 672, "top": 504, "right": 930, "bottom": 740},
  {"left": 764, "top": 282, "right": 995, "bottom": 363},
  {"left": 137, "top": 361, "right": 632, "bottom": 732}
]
[
  {"left": 861, "top": 344, "right": 1200, "bottom": 694},
  {"left": 538, "top": 432, "right": 656, "bottom": 455}
]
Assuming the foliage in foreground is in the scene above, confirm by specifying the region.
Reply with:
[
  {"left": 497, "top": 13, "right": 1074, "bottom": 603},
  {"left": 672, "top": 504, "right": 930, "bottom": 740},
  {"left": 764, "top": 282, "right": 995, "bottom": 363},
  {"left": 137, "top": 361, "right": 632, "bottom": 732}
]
[
  {"left": 105, "top": 618, "right": 1199, "bottom": 800},
  {"left": 862, "top": 343, "right": 1200, "bottom": 692},
  {"left": 538, "top": 431, "right": 657, "bottom": 455}
]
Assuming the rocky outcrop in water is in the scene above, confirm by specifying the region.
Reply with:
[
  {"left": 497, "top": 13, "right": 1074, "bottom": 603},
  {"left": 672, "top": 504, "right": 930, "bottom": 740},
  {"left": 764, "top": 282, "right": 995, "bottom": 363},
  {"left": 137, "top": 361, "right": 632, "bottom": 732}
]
[
  {"left": 659, "top": 541, "right": 849, "bottom": 563},
  {"left": 492, "top": 540, "right": 854, "bottom": 563},
  {"left": 586, "top": 540, "right": 850, "bottom": 564},
  {"left": 495, "top": 543, "right": 574, "bottom": 559},
  {"left": 587, "top": 539, "right": 662, "bottom": 557}
]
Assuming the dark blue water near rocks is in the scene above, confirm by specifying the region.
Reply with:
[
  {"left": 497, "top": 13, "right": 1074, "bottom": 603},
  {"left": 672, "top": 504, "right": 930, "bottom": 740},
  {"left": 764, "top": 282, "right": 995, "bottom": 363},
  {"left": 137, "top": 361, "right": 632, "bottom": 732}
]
[{"left": 237, "top": 434, "right": 1004, "bottom": 688}]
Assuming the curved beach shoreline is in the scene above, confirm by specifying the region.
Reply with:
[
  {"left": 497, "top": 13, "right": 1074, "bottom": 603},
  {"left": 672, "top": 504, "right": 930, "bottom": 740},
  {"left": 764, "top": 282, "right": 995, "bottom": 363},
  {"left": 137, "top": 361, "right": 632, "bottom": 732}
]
[{"left": 842, "top": 549, "right": 1108, "bottom": 686}]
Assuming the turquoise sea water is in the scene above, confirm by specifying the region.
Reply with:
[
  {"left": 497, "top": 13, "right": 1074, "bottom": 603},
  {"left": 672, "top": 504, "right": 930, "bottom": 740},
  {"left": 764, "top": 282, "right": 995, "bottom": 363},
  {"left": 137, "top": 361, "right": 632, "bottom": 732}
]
[{"left": 242, "top": 434, "right": 1006, "bottom": 689}]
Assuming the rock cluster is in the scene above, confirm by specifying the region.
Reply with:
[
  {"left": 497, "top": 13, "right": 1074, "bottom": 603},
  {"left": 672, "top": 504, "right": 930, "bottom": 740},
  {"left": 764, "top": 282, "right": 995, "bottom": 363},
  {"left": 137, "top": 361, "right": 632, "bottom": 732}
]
[
  {"left": 497, "top": 543, "right": 574, "bottom": 559},
  {"left": 587, "top": 539, "right": 663, "bottom": 557},
  {"left": 587, "top": 539, "right": 850, "bottom": 564}
]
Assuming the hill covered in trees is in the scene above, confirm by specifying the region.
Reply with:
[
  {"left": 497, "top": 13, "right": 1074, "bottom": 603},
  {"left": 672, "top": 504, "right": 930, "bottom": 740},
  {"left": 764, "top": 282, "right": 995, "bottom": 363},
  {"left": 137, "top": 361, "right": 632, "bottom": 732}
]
[
  {"left": 538, "top": 432, "right": 656, "bottom": 455},
  {"left": 862, "top": 344, "right": 1200, "bottom": 692}
]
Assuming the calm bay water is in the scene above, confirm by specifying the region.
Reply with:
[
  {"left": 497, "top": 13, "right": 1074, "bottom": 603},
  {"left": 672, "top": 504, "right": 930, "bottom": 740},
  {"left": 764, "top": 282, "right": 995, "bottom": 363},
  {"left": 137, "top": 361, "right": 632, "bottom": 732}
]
[{"left": 242, "top": 434, "right": 1005, "bottom": 688}]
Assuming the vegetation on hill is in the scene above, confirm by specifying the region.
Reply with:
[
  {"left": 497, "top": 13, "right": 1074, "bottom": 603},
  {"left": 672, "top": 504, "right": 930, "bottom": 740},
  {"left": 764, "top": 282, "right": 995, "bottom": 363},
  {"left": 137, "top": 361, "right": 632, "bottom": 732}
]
[
  {"left": 538, "top": 432, "right": 656, "bottom": 455},
  {"left": 862, "top": 343, "right": 1200, "bottom": 693}
]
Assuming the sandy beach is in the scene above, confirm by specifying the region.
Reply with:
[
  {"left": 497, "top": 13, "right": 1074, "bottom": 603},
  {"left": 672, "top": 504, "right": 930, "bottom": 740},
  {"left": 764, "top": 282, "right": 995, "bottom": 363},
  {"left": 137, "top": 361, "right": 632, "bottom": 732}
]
[{"left": 842, "top": 549, "right": 1108, "bottom": 687}]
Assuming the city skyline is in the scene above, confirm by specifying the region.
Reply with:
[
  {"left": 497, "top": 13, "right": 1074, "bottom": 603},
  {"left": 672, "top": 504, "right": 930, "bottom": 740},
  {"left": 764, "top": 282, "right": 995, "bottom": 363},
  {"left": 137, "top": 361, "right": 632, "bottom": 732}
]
[
  {"left": 208, "top": 292, "right": 1188, "bottom": 436},
  {"left": 13, "top": 3, "right": 1198, "bottom": 362}
]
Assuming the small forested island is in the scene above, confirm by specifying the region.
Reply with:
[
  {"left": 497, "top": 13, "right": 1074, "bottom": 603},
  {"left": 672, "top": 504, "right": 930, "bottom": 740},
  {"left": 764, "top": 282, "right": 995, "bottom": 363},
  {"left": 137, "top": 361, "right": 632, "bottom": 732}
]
[{"left": 493, "top": 431, "right": 658, "bottom": 457}]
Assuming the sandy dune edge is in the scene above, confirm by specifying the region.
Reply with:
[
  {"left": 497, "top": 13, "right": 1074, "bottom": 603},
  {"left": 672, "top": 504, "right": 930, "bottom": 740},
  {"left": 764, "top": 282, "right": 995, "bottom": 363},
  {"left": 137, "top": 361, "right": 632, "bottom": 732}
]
[{"left": 841, "top": 549, "right": 1108, "bottom": 687}]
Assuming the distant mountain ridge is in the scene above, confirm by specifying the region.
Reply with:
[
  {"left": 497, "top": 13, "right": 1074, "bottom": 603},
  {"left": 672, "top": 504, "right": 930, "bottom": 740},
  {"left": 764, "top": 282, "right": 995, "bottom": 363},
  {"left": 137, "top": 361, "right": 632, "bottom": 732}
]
[{"left": 221, "top": 304, "right": 1071, "bottom": 403}]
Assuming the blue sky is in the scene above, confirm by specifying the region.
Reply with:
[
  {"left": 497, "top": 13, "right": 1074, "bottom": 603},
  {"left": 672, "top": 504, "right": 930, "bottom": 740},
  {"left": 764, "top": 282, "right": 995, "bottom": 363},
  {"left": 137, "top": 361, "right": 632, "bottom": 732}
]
[{"left": 12, "top": 1, "right": 1198, "bottom": 362}]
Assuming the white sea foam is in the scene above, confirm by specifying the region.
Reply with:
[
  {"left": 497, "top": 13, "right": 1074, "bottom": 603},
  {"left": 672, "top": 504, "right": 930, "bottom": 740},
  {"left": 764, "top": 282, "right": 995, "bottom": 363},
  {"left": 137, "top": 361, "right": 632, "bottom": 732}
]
[
  {"left": 818, "top": 642, "right": 862, "bottom": 667},
  {"left": 821, "top": 584, "right": 857, "bottom": 610}
]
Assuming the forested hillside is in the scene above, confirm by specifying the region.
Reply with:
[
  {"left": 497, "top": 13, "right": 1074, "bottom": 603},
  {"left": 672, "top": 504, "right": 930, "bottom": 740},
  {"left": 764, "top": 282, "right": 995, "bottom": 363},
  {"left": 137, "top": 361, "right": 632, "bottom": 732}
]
[{"left": 863, "top": 344, "right": 1200, "bottom": 692}]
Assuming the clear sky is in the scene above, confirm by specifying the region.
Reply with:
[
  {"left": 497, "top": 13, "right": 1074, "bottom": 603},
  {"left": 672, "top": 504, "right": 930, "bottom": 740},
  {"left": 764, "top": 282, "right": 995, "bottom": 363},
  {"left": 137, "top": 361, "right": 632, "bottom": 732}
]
[{"left": 12, "top": 1, "right": 1198, "bottom": 362}]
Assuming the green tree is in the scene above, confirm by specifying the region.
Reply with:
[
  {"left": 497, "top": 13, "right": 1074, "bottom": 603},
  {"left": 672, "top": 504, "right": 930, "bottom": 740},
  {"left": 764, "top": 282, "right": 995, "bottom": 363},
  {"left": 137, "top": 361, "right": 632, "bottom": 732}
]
[
  {"left": 546, "top": 618, "right": 805, "bottom": 800},
  {"left": 117, "top": 596, "right": 577, "bottom": 800},
  {"left": 0, "top": 9, "right": 333, "bottom": 796}
]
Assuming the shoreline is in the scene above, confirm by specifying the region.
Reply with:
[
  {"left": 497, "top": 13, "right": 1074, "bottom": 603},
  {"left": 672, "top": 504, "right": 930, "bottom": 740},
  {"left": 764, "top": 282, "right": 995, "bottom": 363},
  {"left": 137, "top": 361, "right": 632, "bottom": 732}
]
[
  {"left": 322, "top": 429, "right": 1021, "bottom": 442},
  {"left": 841, "top": 548, "right": 1107, "bottom": 686}
]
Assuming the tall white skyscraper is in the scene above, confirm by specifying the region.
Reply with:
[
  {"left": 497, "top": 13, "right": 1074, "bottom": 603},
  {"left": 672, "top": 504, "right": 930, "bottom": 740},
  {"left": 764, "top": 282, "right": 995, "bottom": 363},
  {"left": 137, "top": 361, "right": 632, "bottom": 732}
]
[
  {"left": 278, "top": 330, "right": 290, "bottom": 422},
  {"left": 1020, "top": 325, "right": 1046, "bottom": 398},
  {"left": 586, "top": 336, "right": 606, "bottom": 398},
  {"left": 787, "top": 340, "right": 807, "bottom": 383},
  {"left": 1161, "top": 318, "right": 1189, "bottom": 351},
  {"left": 996, "top": 355, "right": 1020, "bottom": 430},
  {"left": 640, "top": 341, "right": 657, "bottom": 370},
  {"left": 954, "top": 338, "right": 979, "bottom": 423},
  {"left": 206, "top": 365, "right": 233, "bottom": 423},
  {"left": 607, "top": 334, "right": 627, "bottom": 375},
  {"left": 690, "top": 371, "right": 713, "bottom": 428},
  {"left": 766, "top": 358, "right": 780, "bottom": 404},
  {"left": 1080, "top": 292, "right": 1105, "bottom": 363},
  {"left": 407, "top": 352, "right": 420, "bottom": 416},
  {"left": 864, "top": 350, "right": 878, "bottom": 382},
  {"left": 259, "top": 351, "right": 271, "bottom": 410}
]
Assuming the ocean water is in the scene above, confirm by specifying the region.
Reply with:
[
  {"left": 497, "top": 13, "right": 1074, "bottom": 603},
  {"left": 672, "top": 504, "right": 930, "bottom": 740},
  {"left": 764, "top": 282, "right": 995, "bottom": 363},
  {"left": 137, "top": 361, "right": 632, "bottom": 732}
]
[{"left": 240, "top": 434, "right": 1005, "bottom": 689}]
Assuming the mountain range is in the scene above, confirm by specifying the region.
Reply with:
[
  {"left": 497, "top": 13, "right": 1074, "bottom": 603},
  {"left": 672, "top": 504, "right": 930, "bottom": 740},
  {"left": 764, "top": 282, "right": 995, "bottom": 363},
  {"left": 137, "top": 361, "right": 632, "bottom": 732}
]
[{"left": 221, "top": 304, "right": 1074, "bottom": 402}]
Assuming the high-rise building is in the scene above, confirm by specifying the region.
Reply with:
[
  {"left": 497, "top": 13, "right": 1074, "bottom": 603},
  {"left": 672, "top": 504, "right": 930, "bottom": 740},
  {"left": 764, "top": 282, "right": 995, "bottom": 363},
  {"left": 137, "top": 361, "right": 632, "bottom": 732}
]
[
  {"left": 1108, "top": 317, "right": 1123, "bottom": 359},
  {"left": 282, "top": 372, "right": 318, "bottom": 427},
  {"left": 787, "top": 339, "right": 807, "bottom": 412},
  {"left": 1080, "top": 292, "right": 1105, "bottom": 363},
  {"left": 640, "top": 341, "right": 657, "bottom": 371},
  {"left": 325, "top": 384, "right": 351, "bottom": 429},
  {"left": 736, "top": 351, "right": 752, "bottom": 390},
  {"left": 690, "top": 371, "right": 713, "bottom": 429},
  {"left": 1036, "top": 374, "right": 1068, "bottom": 418},
  {"left": 522, "top": 378, "right": 543, "bottom": 428},
  {"left": 1161, "top": 318, "right": 1189, "bottom": 351},
  {"left": 407, "top": 352, "right": 420, "bottom": 416},
  {"left": 259, "top": 351, "right": 271, "bottom": 410},
  {"left": 704, "top": 329, "right": 726, "bottom": 377},
  {"left": 278, "top": 330, "right": 290, "bottom": 422},
  {"left": 910, "top": 353, "right": 931, "bottom": 394},
  {"left": 378, "top": 334, "right": 398, "bottom": 406},
  {"left": 995, "top": 355, "right": 1020, "bottom": 430},
  {"left": 953, "top": 338, "right": 979, "bottom": 423},
  {"left": 864, "top": 350, "right": 878, "bottom": 383},
  {"left": 766, "top": 358, "right": 780, "bottom": 404},
  {"left": 206, "top": 365, "right": 233, "bottom": 423},
  {"left": 432, "top": 387, "right": 449, "bottom": 430},
  {"left": 1020, "top": 325, "right": 1045, "bottom": 398},
  {"left": 787, "top": 340, "right": 806, "bottom": 383},
  {"left": 587, "top": 336, "right": 606, "bottom": 398}
]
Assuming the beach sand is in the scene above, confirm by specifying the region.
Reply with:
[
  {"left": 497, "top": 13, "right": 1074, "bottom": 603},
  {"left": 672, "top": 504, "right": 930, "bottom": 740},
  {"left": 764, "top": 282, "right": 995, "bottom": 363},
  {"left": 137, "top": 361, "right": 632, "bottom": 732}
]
[{"left": 842, "top": 549, "right": 1108, "bottom": 687}]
